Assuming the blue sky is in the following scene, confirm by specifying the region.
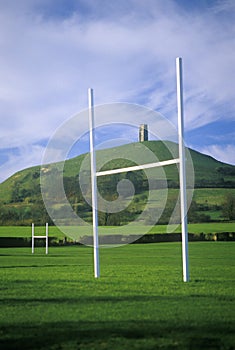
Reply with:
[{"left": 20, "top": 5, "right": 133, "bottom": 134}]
[{"left": 0, "top": 0, "right": 235, "bottom": 182}]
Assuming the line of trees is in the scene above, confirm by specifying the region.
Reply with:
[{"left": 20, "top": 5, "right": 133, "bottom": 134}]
[
  {"left": 1, "top": 168, "right": 235, "bottom": 225},
  {"left": 222, "top": 193, "right": 235, "bottom": 220},
  {"left": 0, "top": 200, "right": 53, "bottom": 226}
]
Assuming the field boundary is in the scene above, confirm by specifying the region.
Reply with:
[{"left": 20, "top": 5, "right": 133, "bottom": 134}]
[{"left": 0, "top": 232, "right": 234, "bottom": 247}]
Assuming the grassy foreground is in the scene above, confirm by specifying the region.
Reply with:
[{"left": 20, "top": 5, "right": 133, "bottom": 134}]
[{"left": 0, "top": 243, "right": 234, "bottom": 350}]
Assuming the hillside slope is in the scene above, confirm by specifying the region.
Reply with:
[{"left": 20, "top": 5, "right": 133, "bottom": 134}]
[{"left": 0, "top": 141, "right": 234, "bottom": 225}]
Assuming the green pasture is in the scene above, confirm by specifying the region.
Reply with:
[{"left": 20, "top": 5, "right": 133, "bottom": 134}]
[
  {"left": 0, "top": 222, "right": 234, "bottom": 241},
  {"left": 150, "top": 222, "right": 235, "bottom": 234},
  {"left": 193, "top": 188, "right": 235, "bottom": 205},
  {"left": 0, "top": 225, "right": 65, "bottom": 239},
  {"left": 0, "top": 242, "right": 234, "bottom": 349}
]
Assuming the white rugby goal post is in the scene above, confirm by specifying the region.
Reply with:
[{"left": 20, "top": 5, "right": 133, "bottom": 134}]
[
  {"left": 88, "top": 57, "right": 189, "bottom": 282},
  {"left": 32, "top": 222, "right": 49, "bottom": 254}
]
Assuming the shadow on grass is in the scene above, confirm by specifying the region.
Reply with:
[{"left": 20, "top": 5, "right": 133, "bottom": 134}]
[
  {"left": 1, "top": 319, "right": 234, "bottom": 350},
  {"left": 0, "top": 264, "right": 92, "bottom": 269},
  {"left": 1, "top": 293, "right": 235, "bottom": 305}
]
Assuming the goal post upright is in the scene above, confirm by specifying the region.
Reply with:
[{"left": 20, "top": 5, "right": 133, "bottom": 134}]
[
  {"left": 32, "top": 222, "right": 35, "bottom": 254},
  {"left": 88, "top": 88, "right": 100, "bottom": 278},
  {"left": 176, "top": 57, "right": 190, "bottom": 282},
  {"left": 45, "top": 222, "right": 49, "bottom": 255}
]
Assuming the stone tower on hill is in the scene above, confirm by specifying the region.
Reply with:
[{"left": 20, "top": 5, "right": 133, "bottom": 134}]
[{"left": 139, "top": 124, "right": 148, "bottom": 142}]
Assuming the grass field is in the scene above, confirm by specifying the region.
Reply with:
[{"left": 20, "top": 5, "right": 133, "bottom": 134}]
[
  {"left": 0, "top": 242, "right": 234, "bottom": 349},
  {"left": 0, "top": 222, "right": 234, "bottom": 239}
]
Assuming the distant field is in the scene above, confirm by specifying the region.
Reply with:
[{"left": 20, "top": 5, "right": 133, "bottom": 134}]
[
  {"left": 0, "top": 225, "right": 65, "bottom": 239},
  {"left": 0, "top": 243, "right": 234, "bottom": 350},
  {"left": 150, "top": 222, "right": 235, "bottom": 234},
  {"left": 0, "top": 222, "right": 234, "bottom": 240},
  {"left": 193, "top": 188, "right": 235, "bottom": 205}
]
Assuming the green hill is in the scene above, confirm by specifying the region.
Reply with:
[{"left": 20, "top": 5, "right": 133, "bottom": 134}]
[{"left": 0, "top": 141, "right": 234, "bottom": 225}]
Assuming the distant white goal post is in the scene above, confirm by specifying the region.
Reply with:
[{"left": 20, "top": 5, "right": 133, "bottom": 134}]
[{"left": 32, "top": 222, "right": 49, "bottom": 254}]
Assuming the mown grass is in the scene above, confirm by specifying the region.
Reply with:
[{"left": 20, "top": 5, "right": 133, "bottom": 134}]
[
  {"left": 0, "top": 242, "right": 234, "bottom": 349},
  {"left": 150, "top": 222, "right": 235, "bottom": 234},
  {"left": 0, "top": 225, "right": 65, "bottom": 239},
  {"left": 0, "top": 222, "right": 234, "bottom": 240}
]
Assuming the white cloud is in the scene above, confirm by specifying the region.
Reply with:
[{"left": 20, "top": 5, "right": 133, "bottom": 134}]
[
  {"left": 212, "top": 0, "right": 235, "bottom": 13},
  {"left": 0, "top": 0, "right": 235, "bottom": 181},
  {"left": 198, "top": 144, "right": 235, "bottom": 166},
  {"left": 0, "top": 144, "right": 45, "bottom": 183}
]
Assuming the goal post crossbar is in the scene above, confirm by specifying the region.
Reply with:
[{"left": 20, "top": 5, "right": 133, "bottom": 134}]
[{"left": 96, "top": 158, "right": 180, "bottom": 177}]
